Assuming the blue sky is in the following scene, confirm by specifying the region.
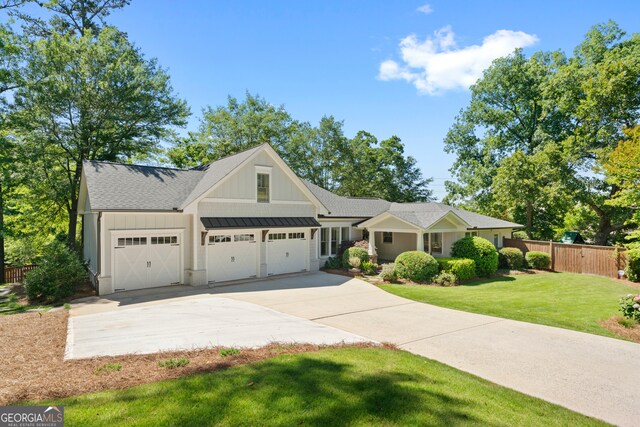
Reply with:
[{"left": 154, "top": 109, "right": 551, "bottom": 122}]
[{"left": 13, "top": 1, "right": 640, "bottom": 199}]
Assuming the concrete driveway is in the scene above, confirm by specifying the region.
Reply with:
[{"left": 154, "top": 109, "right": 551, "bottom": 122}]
[
  {"left": 70, "top": 272, "right": 640, "bottom": 426},
  {"left": 65, "top": 296, "right": 369, "bottom": 359}
]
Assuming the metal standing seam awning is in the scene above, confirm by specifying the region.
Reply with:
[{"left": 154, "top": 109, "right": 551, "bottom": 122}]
[{"left": 200, "top": 217, "right": 321, "bottom": 229}]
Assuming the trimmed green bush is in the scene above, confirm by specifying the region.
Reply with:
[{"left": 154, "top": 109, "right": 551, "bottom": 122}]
[
  {"left": 432, "top": 271, "right": 458, "bottom": 286},
  {"left": 625, "top": 249, "right": 640, "bottom": 282},
  {"left": 379, "top": 263, "right": 397, "bottom": 281},
  {"left": 342, "top": 247, "right": 369, "bottom": 269},
  {"left": 619, "top": 294, "right": 640, "bottom": 321},
  {"left": 394, "top": 251, "right": 439, "bottom": 283},
  {"left": 437, "top": 257, "right": 476, "bottom": 281},
  {"left": 525, "top": 251, "right": 551, "bottom": 269},
  {"left": 498, "top": 247, "right": 524, "bottom": 269},
  {"left": 361, "top": 261, "right": 378, "bottom": 275},
  {"left": 451, "top": 236, "right": 498, "bottom": 278},
  {"left": 24, "top": 240, "right": 87, "bottom": 303},
  {"left": 324, "top": 257, "right": 341, "bottom": 269},
  {"left": 512, "top": 231, "right": 528, "bottom": 240}
]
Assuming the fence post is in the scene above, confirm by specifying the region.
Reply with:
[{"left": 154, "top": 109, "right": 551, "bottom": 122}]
[{"left": 549, "top": 240, "right": 555, "bottom": 271}]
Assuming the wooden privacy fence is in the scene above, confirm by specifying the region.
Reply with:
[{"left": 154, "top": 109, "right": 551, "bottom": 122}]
[
  {"left": 4, "top": 265, "right": 38, "bottom": 283},
  {"left": 503, "top": 238, "right": 626, "bottom": 279}
]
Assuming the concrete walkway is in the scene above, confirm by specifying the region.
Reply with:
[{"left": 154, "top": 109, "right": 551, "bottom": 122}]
[{"left": 70, "top": 272, "right": 640, "bottom": 426}]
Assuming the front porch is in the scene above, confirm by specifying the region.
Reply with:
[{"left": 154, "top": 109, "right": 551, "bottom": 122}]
[
  {"left": 357, "top": 210, "right": 471, "bottom": 263},
  {"left": 368, "top": 230, "right": 460, "bottom": 262}
]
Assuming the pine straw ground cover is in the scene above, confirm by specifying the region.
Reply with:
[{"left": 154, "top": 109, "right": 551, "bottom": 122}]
[{"left": 0, "top": 309, "right": 378, "bottom": 404}]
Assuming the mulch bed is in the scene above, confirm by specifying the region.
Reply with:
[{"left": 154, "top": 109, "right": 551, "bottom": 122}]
[
  {"left": 600, "top": 316, "right": 640, "bottom": 343},
  {"left": 0, "top": 310, "right": 381, "bottom": 405}
]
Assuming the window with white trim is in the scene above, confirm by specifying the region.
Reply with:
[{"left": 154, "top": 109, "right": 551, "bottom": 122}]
[
  {"left": 494, "top": 234, "right": 500, "bottom": 247},
  {"left": 319, "top": 226, "right": 350, "bottom": 257},
  {"left": 257, "top": 173, "right": 270, "bottom": 203},
  {"left": 465, "top": 231, "right": 478, "bottom": 237},
  {"left": 430, "top": 233, "right": 442, "bottom": 254},
  {"left": 382, "top": 232, "right": 393, "bottom": 244}
]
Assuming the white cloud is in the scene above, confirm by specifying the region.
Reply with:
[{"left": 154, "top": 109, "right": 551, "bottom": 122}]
[
  {"left": 416, "top": 4, "right": 433, "bottom": 14},
  {"left": 378, "top": 26, "right": 538, "bottom": 95}
]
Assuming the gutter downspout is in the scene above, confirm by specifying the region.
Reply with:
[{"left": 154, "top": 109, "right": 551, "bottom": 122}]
[{"left": 96, "top": 212, "right": 102, "bottom": 295}]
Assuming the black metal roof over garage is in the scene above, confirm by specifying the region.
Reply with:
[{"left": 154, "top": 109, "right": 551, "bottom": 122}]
[{"left": 201, "top": 217, "right": 321, "bottom": 229}]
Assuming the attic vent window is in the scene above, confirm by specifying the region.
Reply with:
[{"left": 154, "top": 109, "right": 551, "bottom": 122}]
[{"left": 257, "top": 173, "right": 270, "bottom": 203}]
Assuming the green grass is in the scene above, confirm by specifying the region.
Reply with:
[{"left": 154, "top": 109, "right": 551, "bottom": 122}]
[
  {"left": 40, "top": 348, "right": 605, "bottom": 426},
  {"left": 380, "top": 272, "right": 638, "bottom": 338}
]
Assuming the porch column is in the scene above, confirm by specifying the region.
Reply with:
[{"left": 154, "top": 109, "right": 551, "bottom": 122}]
[
  {"left": 368, "top": 230, "right": 377, "bottom": 260},
  {"left": 416, "top": 231, "right": 424, "bottom": 252}
]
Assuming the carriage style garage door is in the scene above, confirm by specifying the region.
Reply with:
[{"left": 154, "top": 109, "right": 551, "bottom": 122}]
[
  {"left": 113, "top": 233, "right": 181, "bottom": 291},
  {"left": 207, "top": 231, "right": 258, "bottom": 283},
  {"left": 267, "top": 230, "right": 308, "bottom": 276}
]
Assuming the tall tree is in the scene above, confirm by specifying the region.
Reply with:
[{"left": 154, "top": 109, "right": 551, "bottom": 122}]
[
  {"left": 0, "top": 22, "right": 24, "bottom": 281},
  {"left": 444, "top": 49, "right": 569, "bottom": 236},
  {"left": 548, "top": 21, "right": 640, "bottom": 244},
  {"left": 602, "top": 126, "right": 640, "bottom": 247},
  {"left": 12, "top": 26, "right": 189, "bottom": 247},
  {"left": 445, "top": 22, "right": 640, "bottom": 244},
  {"left": 167, "top": 92, "right": 433, "bottom": 202}
]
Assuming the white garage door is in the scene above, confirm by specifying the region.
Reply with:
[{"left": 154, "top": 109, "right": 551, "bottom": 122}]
[
  {"left": 207, "top": 231, "right": 258, "bottom": 283},
  {"left": 113, "top": 234, "right": 181, "bottom": 291},
  {"left": 267, "top": 230, "right": 308, "bottom": 276}
]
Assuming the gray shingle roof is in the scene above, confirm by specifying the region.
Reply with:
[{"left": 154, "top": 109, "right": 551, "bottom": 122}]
[
  {"left": 388, "top": 202, "right": 522, "bottom": 229},
  {"left": 83, "top": 145, "right": 263, "bottom": 211},
  {"left": 304, "top": 181, "right": 522, "bottom": 229},
  {"left": 83, "top": 161, "right": 204, "bottom": 211},
  {"left": 302, "top": 181, "right": 390, "bottom": 217}
]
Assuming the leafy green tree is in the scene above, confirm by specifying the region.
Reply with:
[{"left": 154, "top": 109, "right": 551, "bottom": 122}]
[
  {"left": 12, "top": 27, "right": 189, "bottom": 248},
  {"left": 602, "top": 126, "right": 640, "bottom": 247},
  {"left": 547, "top": 22, "right": 640, "bottom": 244},
  {"left": 492, "top": 146, "right": 570, "bottom": 238},
  {"left": 445, "top": 22, "right": 640, "bottom": 244},
  {"left": 168, "top": 92, "right": 432, "bottom": 202},
  {"left": 444, "top": 49, "right": 568, "bottom": 236}
]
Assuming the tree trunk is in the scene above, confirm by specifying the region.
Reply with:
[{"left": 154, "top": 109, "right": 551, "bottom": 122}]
[
  {"left": 526, "top": 200, "right": 534, "bottom": 239},
  {"left": 0, "top": 183, "right": 4, "bottom": 283},
  {"left": 594, "top": 215, "right": 612, "bottom": 246},
  {"left": 67, "top": 193, "right": 79, "bottom": 250}
]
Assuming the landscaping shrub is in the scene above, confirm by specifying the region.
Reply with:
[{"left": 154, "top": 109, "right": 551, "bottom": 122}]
[
  {"left": 625, "top": 249, "right": 640, "bottom": 282},
  {"left": 498, "top": 247, "right": 524, "bottom": 269},
  {"left": 379, "top": 263, "right": 397, "bottom": 282},
  {"left": 436, "top": 257, "right": 476, "bottom": 281},
  {"left": 24, "top": 240, "right": 87, "bottom": 303},
  {"left": 361, "top": 261, "right": 378, "bottom": 275},
  {"left": 394, "top": 251, "right": 439, "bottom": 283},
  {"left": 451, "top": 236, "right": 498, "bottom": 278},
  {"left": 324, "top": 257, "right": 341, "bottom": 269},
  {"left": 512, "top": 231, "right": 528, "bottom": 240},
  {"left": 619, "top": 294, "right": 640, "bottom": 322},
  {"left": 432, "top": 272, "right": 458, "bottom": 286},
  {"left": 525, "top": 251, "right": 551, "bottom": 269},
  {"left": 219, "top": 348, "right": 241, "bottom": 357},
  {"left": 342, "top": 247, "right": 369, "bottom": 269},
  {"left": 158, "top": 357, "right": 190, "bottom": 368},
  {"left": 348, "top": 257, "right": 362, "bottom": 270}
]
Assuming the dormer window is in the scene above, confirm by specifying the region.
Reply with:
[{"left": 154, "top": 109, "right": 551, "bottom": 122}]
[{"left": 257, "top": 172, "right": 270, "bottom": 203}]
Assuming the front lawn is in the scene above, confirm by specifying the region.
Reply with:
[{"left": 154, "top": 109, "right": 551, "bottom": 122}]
[
  {"left": 380, "top": 272, "right": 637, "bottom": 338},
  {"left": 41, "top": 347, "right": 605, "bottom": 426}
]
